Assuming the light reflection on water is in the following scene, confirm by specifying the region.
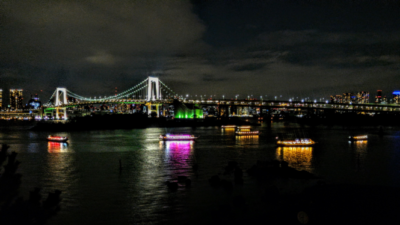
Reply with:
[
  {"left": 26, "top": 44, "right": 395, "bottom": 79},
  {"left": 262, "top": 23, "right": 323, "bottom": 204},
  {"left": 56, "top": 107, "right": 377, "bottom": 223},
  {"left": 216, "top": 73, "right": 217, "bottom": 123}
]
[
  {"left": 276, "top": 147, "right": 313, "bottom": 173},
  {"left": 163, "top": 140, "right": 194, "bottom": 179},
  {"left": 48, "top": 142, "right": 69, "bottom": 153},
  {"left": 235, "top": 135, "right": 259, "bottom": 145},
  {"left": 2, "top": 125, "right": 400, "bottom": 225},
  {"left": 349, "top": 140, "right": 368, "bottom": 171}
]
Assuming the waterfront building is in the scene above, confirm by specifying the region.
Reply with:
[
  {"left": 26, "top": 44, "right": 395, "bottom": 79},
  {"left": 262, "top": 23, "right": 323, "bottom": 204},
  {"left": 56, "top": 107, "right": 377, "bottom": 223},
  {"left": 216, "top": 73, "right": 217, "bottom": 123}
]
[
  {"left": 343, "top": 93, "right": 354, "bottom": 104},
  {"left": 27, "top": 94, "right": 41, "bottom": 109},
  {"left": 9, "top": 89, "right": 23, "bottom": 109},
  {"left": 356, "top": 91, "right": 369, "bottom": 104},
  {"left": 331, "top": 91, "right": 369, "bottom": 104},
  {"left": 330, "top": 95, "right": 343, "bottom": 103},
  {"left": 376, "top": 90, "right": 382, "bottom": 103},
  {"left": 393, "top": 91, "right": 400, "bottom": 103}
]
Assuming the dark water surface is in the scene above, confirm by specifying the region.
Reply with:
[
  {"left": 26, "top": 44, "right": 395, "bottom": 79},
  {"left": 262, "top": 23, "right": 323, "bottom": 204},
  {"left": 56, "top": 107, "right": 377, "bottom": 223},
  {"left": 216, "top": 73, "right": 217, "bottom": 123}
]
[{"left": 1, "top": 122, "right": 400, "bottom": 224}]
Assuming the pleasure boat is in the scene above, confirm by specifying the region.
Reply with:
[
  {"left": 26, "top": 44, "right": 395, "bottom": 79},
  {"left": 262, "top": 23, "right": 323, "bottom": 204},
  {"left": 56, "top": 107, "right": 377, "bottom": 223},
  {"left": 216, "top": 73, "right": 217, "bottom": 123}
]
[
  {"left": 276, "top": 138, "right": 315, "bottom": 146},
  {"left": 159, "top": 134, "right": 198, "bottom": 141},
  {"left": 235, "top": 126, "right": 259, "bottom": 136},
  {"left": 221, "top": 125, "right": 237, "bottom": 128},
  {"left": 47, "top": 135, "right": 68, "bottom": 142},
  {"left": 349, "top": 135, "right": 368, "bottom": 141}
]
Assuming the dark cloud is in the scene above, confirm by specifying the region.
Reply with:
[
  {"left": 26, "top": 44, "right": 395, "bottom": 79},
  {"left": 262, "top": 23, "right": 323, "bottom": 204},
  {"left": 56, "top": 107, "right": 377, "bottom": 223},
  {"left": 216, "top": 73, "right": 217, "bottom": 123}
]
[
  {"left": 232, "top": 63, "right": 266, "bottom": 72},
  {"left": 1, "top": 0, "right": 400, "bottom": 104},
  {"left": 0, "top": 0, "right": 208, "bottom": 99},
  {"left": 202, "top": 74, "right": 228, "bottom": 82}
]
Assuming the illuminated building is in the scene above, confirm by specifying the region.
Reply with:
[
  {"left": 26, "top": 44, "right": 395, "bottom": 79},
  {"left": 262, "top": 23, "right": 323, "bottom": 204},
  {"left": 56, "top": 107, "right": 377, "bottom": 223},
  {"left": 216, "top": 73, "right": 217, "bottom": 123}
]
[
  {"left": 173, "top": 99, "right": 203, "bottom": 119},
  {"left": 330, "top": 95, "right": 343, "bottom": 103},
  {"left": 9, "top": 89, "right": 23, "bottom": 109},
  {"left": 356, "top": 91, "right": 369, "bottom": 104},
  {"left": 343, "top": 93, "right": 354, "bottom": 103},
  {"left": 27, "top": 94, "right": 42, "bottom": 109},
  {"left": 0, "top": 89, "right": 2, "bottom": 108},
  {"left": 331, "top": 91, "right": 369, "bottom": 104},
  {"left": 376, "top": 90, "right": 382, "bottom": 103},
  {"left": 393, "top": 91, "right": 400, "bottom": 103}
]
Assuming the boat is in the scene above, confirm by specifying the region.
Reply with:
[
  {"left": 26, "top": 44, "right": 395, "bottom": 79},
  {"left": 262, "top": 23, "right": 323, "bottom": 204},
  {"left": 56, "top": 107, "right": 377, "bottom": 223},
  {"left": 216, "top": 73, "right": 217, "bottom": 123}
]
[
  {"left": 159, "top": 134, "right": 198, "bottom": 141},
  {"left": 276, "top": 138, "right": 315, "bottom": 146},
  {"left": 349, "top": 135, "right": 368, "bottom": 140},
  {"left": 235, "top": 126, "right": 259, "bottom": 136},
  {"left": 47, "top": 135, "right": 68, "bottom": 142},
  {"left": 221, "top": 125, "right": 237, "bottom": 128}
]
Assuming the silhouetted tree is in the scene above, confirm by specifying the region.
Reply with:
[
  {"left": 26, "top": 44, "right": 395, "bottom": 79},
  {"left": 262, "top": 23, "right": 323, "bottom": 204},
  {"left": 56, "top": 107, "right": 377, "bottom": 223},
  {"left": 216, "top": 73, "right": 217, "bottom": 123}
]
[{"left": 0, "top": 144, "right": 62, "bottom": 225}]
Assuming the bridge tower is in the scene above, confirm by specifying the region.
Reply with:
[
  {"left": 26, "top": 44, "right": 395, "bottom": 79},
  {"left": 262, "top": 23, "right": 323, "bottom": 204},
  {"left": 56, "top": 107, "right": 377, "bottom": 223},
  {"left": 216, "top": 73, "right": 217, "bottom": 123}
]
[
  {"left": 54, "top": 87, "right": 68, "bottom": 120},
  {"left": 55, "top": 88, "right": 68, "bottom": 106},
  {"left": 147, "top": 77, "right": 161, "bottom": 101}
]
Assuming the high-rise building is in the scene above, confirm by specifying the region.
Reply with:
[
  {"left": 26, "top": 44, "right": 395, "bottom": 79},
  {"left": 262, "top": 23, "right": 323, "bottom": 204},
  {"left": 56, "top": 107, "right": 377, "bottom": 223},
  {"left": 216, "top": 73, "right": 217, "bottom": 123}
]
[
  {"left": 356, "top": 91, "right": 369, "bottom": 104},
  {"left": 343, "top": 93, "right": 354, "bottom": 103},
  {"left": 376, "top": 90, "right": 382, "bottom": 103},
  {"left": 393, "top": 91, "right": 400, "bottom": 103},
  {"left": 10, "top": 89, "right": 23, "bottom": 109},
  {"left": 0, "top": 89, "right": 2, "bottom": 108}
]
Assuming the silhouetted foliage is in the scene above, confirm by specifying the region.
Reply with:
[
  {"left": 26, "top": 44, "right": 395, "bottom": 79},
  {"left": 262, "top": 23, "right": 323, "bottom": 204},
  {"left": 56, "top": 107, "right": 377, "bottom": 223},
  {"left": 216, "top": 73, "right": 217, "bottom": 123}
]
[{"left": 0, "top": 144, "right": 62, "bottom": 225}]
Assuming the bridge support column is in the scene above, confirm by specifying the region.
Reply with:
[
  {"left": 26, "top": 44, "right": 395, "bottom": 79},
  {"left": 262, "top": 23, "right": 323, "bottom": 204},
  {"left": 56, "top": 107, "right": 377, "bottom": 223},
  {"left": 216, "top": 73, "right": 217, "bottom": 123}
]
[
  {"left": 55, "top": 107, "right": 67, "bottom": 120},
  {"left": 55, "top": 88, "right": 68, "bottom": 106},
  {"left": 147, "top": 77, "right": 161, "bottom": 101},
  {"left": 145, "top": 102, "right": 162, "bottom": 117}
]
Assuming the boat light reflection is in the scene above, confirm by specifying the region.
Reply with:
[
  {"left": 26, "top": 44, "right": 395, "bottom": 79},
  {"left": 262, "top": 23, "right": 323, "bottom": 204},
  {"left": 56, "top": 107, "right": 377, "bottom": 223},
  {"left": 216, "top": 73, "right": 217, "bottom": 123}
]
[
  {"left": 163, "top": 141, "right": 194, "bottom": 178},
  {"left": 48, "top": 142, "right": 68, "bottom": 153},
  {"left": 276, "top": 147, "right": 313, "bottom": 172}
]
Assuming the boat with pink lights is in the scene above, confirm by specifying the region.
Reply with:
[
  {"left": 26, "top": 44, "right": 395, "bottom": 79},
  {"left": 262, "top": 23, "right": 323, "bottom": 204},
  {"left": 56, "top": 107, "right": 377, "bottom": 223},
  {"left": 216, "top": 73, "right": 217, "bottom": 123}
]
[
  {"left": 47, "top": 135, "right": 68, "bottom": 142},
  {"left": 159, "top": 134, "right": 198, "bottom": 141}
]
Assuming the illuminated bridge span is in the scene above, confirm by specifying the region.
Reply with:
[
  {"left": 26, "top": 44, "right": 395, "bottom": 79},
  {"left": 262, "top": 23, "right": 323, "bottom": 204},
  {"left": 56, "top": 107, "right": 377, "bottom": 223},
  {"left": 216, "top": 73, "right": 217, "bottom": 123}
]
[
  {"left": 46, "top": 76, "right": 176, "bottom": 106},
  {"left": 38, "top": 76, "right": 400, "bottom": 120}
]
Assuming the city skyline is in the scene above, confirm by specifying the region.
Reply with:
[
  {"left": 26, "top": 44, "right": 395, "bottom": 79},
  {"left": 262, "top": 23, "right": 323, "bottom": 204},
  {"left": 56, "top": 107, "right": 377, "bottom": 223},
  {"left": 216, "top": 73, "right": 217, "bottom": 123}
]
[{"left": 1, "top": 0, "right": 400, "bottom": 102}]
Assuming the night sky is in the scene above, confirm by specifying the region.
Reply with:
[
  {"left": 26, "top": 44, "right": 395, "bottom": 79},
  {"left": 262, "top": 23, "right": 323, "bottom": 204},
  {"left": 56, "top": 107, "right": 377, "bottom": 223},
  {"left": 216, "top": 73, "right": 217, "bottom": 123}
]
[{"left": 1, "top": 0, "right": 400, "bottom": 103}]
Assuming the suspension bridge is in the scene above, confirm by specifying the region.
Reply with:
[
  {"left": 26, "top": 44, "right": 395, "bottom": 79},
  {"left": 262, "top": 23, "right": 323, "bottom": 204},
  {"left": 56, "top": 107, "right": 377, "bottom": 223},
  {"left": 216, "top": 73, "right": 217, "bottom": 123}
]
[
  {"left": 3, "top": 76, "right": 400, "bottom": 120},
  {"left": 47, "top": 76, "right": 176, "bottom": 106}
]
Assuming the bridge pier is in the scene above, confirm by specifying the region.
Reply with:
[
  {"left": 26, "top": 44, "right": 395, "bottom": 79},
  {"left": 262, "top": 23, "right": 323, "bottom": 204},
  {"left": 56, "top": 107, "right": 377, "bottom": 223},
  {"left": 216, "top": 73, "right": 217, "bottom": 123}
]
[
  {"left": 55, "top": 107, "right": 67, "bottom": 120},
  {"left": 145, "top": 102, "right": 163, "bottom": 117},
  {"left": 218, "top": 105, "right": 230, "bottom": 117}
]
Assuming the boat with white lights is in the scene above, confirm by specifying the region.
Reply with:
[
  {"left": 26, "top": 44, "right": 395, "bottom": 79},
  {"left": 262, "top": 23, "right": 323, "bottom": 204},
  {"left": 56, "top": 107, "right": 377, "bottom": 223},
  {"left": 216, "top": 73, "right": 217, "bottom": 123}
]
[
  {"left": 276, "top": 138, "right": 315, "bottom": 146},
  {"left": 47, "top": 135, "right": 68, "bottom": 142},
  {"left": 235, "top": 126, "right": 259, "bottom": 136},
  {"left": 349, "top": 135, "right": 368, "bottom": 140},
  {"left": 221, "top": 125, "right": 237, "bottom": 128},
  {"left": 159, "top": 134, "right": 198, "bottom": 141}
]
